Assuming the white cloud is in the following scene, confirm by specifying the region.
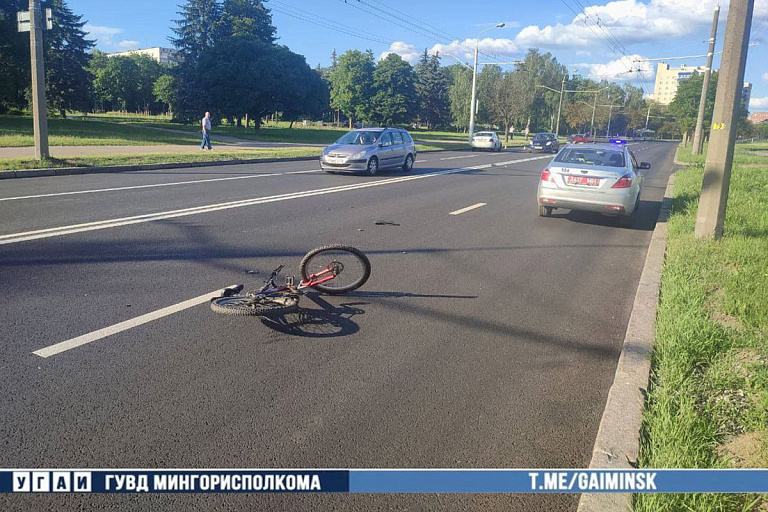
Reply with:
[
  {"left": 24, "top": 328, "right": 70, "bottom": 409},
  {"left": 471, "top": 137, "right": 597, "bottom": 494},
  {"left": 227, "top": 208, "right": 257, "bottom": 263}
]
[
  {"left": 379, "top": 42, "right": 423, "bottom": 64},
  {"left": 750, "top": 97, "right": 768, "bottom": 110},
  {"left": 514, "top": 0, "right": 768, "bottom": 51},
  {"left": 117, "top": 40, "right": 140, "bottom": 50},
  {"left": 578, "top": 54, "right": 655, "bottom": 82},
  {"left": 381, "top": 38, "right": 520, "bottom": 65},
  {"left": 763, "top": 72, "right": 768, "bottom": 82},
  {"left": 85, "top": 24, "right": 140, "bottom": 52}
]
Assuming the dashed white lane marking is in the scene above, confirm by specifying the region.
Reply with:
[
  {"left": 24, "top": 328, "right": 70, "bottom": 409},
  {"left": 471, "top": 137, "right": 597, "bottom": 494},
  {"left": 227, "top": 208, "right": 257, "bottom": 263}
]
[
  {"left": 284, "top": 169, "right": 323, "bottom": 174},
  {"left": 33, "top": 286, "right": 237, "bottom": 358},
  {"left": 450, "top": 203, "right": 487, "bottom": 215},
  {"left": 440, "top": 155, "right": 479, "bottom": 161}
]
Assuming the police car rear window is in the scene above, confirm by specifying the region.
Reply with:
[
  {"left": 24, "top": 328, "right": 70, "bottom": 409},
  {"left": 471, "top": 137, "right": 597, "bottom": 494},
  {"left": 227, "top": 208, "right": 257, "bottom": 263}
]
[{"left": 555, "top": 148, "right": 625, "bottom": 167}]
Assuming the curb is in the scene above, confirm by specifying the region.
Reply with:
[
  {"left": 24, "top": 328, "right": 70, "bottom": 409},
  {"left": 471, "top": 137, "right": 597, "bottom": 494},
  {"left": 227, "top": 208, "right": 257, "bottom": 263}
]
[
  {"left": 0, "top": 147, "right": 463, "bottom": 181},
  {"left": 577, "top": 172, "right": 676, "bottom": 512}
]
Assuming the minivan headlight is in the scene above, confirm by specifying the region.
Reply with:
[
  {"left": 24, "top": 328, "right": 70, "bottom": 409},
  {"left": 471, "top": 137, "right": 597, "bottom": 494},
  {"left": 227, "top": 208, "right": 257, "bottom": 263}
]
[
  {"left": 546, "top": 141, "right": 552, "bottom": 145},
  {"left": 351, "top": 150, "right": 367, "bottom": 160}
]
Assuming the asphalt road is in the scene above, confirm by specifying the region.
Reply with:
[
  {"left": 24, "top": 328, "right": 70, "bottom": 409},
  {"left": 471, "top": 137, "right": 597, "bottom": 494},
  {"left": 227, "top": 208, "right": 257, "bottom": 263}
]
[{"left": 0, "top": 143, "right": 677, "bottom": 511}]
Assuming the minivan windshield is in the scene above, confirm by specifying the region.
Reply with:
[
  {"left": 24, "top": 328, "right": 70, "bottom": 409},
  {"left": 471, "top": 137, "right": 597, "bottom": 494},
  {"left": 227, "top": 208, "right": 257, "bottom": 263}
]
[
  {"left": 533, "top": 134, "right": 550, "bottom": 140},
  {"left": 476, "top": 132, "right": 494, "bottom": 137},
  {"left": 555, "top": 147, "right": 625, "bottom": 167},
  {"left": 335, "top": 131, "right": 380, "bottom": 145}
]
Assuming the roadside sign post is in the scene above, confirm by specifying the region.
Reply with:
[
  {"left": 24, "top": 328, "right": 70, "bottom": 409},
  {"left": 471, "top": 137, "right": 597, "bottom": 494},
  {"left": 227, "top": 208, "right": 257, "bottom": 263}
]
[
  {"left": 691, "top": 5, "right": 720, "bottom": 156},
  {"left": 695, "top": 0, "right": 754, "bottom": 239},
  {"left": 18, "top": 0, "right": 52, "bottom": 161}
]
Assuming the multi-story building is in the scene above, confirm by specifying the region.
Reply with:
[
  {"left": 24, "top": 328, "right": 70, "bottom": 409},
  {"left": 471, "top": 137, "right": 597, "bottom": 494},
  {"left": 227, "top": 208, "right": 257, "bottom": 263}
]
[
  {"left": 741, "top": 82, "right": 752, "bottom": 111},
  {"left": 106, "top": 47, "right": 181, "bottom": 66},
  {"left": 749, "top": 112, "right": 768, "bottom": 124},
  {"left": 651, "top": 63, "right": 710, "bottom": 105},
  {"left": 651, "top": 63, "right": 753, "bottom": 111}
]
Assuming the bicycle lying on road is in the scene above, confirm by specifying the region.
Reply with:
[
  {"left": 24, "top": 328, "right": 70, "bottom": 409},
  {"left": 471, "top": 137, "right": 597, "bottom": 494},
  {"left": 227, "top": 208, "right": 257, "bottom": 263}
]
[{"left": 210, "top": 245, "right": 371, "bottom": 316}]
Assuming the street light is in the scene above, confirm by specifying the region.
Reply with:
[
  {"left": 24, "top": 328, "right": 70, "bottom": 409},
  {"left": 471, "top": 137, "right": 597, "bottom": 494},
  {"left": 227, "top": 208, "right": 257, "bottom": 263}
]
[{"left": 468, "top": 22, "right": 505, "bottom": 143}]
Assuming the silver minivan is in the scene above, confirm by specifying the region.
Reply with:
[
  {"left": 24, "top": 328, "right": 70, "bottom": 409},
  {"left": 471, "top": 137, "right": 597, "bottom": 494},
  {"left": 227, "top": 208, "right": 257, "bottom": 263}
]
[{"left": 320, "top": 128, "right": 417, "bottom": 175}]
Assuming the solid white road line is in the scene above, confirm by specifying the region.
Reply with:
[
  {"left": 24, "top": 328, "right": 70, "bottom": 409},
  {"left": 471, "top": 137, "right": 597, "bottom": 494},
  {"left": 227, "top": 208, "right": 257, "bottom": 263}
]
[
  {"left": 440, "top": 155, "right": 479, "bottom": 161},
  {"left": 450, "top": 203, "right": 487, "bottom": 215},
  {"left": 0, "top": 166, "right": 486, "bottom": 245},
  {"left": 1, "top": 155, "right": 552, "bottom": 246},
  {"left": 0, "top": 173, "right": 283, "bottom": 202},
  {"left": 33, "top": 286, "right": 236, "bottom": 358}
]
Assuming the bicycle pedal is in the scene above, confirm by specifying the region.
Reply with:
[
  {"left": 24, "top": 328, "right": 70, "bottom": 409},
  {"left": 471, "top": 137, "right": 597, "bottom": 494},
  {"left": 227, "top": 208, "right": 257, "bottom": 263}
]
[{"left": 222, "top": 284, "right": 244, "bottom": 297}]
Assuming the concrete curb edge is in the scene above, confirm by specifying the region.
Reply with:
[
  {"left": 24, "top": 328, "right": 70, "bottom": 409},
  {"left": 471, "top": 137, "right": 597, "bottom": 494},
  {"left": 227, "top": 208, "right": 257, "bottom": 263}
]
[
  {"left": 576, "top": 171, "right": 676, "bottom": 512},
  {"left": 0, "top": 147, "right": 463, "bottom": 181}
]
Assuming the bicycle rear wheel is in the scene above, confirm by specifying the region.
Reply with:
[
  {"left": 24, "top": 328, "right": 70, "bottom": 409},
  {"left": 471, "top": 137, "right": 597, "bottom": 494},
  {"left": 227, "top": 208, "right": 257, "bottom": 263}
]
[
  {"left": 299, "top": 245, "right": 371, "bottom": 295},
  {"left": 210, "top": 295, "right": 299, "bottom": 316}
]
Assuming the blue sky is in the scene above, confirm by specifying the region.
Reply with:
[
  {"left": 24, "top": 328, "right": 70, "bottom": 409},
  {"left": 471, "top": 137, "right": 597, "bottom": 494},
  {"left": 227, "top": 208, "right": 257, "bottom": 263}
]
[{"left": 71, "top": 0, "right": 768, "bottom": 110}]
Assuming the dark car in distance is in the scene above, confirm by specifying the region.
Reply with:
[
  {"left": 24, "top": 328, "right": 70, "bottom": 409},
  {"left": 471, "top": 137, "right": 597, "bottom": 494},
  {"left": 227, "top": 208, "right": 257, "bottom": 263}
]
[{"left": 527, "top": 133, "right": 560, "bottom": 153}]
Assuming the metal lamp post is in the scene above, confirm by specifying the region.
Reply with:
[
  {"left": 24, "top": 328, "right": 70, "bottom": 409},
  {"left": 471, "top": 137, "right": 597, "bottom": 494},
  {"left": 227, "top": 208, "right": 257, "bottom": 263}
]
[{"left": 468, "top": 22, "right": 505, "bottom": 144}]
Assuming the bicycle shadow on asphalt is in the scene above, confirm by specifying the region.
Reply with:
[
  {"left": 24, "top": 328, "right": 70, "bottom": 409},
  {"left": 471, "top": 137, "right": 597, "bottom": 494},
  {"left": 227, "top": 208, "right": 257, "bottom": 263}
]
[{"left": 258, "top": 293, "right": 367, "bottom": 339}]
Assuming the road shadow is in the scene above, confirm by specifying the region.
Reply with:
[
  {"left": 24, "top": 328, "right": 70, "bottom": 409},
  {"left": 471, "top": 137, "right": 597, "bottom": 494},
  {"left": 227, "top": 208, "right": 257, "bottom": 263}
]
[
  {"left": 552, "top": 199, "right": 663, "bottom": 231},
  {"left": 259, "top": 294, "right": 366, "bottom": 339}
]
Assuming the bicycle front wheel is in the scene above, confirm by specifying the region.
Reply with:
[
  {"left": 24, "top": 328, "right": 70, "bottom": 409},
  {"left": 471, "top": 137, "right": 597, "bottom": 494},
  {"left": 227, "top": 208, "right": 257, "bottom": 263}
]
[
  {"left": 210, "top": 295, "right": 299, "bottom": 316},
  {"left": 299, "top": 245, "right": 371, "bottom": 295}
]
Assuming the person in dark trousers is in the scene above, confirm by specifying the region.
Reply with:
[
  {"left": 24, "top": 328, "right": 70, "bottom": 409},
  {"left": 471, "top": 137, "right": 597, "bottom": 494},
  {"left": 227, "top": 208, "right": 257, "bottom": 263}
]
[{"left": 201, "top": 111, "right": 212, "bottom": 150}]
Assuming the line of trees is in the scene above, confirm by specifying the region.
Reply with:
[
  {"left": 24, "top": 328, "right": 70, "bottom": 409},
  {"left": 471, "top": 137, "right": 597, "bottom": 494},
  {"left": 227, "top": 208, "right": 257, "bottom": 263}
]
[{"left": 1, "top": 0, "right": 762, "bottom": 138}]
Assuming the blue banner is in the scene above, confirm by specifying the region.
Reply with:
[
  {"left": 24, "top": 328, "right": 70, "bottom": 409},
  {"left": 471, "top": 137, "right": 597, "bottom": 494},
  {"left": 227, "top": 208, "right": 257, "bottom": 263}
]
[{"left": 2, "top": 469, "right": 768, "bottom": 493}]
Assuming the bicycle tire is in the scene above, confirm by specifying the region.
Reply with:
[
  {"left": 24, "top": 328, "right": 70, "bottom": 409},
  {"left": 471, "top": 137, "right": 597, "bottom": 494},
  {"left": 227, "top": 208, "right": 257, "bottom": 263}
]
[
  {"left": 210, "top": 295, "right": 299, "bottom": 316},
  {"left": 299, "top": 245, "right": 371, "bottom": 295}
]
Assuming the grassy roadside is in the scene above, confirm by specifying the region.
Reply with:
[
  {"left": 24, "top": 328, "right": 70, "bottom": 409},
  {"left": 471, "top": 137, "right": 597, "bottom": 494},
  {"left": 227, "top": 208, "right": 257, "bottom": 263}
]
[
  {"left": 0, "top": 115, "right": 197, "bottom": 147},
  {"left": 635, "top": 144, "right": 768, "bottom": 511},
  {"left": 0, "top": 142, "right": 457, "bottom": 171}
]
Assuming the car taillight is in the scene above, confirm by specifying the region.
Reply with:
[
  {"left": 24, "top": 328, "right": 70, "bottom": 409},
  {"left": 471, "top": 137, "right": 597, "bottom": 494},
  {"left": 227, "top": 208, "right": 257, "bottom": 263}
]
[
  {"left": 541, "top": 168, "right": 552, "bottom": 182},
  {"left": 611, "top": 173, "right": 632, "bottom": 189}
]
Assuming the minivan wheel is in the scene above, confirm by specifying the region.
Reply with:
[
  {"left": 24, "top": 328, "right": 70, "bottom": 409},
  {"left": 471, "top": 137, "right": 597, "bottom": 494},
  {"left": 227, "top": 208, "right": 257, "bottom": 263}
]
[
  {"left": 402, "top": 154, "right": 414, "bottom": 172},
  {"left": 366, "top": 156, "right": 379, "bottom": 176}
]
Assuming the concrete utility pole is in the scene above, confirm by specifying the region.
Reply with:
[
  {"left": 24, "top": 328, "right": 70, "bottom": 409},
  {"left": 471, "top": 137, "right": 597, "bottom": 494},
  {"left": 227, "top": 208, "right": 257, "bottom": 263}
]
[
  {"left": 28, "top": 0, "right": 49, "bottom": 160},
  {"left": 645, "top": 104, "right": 651, "bottom": 130},
  {"left": 694, "top": 0, "right": 754, "bottom": 239},
  {"left": 590, "top": 92, "right": 599, "bottom": 137},
  {"left": 468, "top": 22, "right": 505, "bottom": 143},
  {"left": 692, "top": 4, "right": 721, "bottom": 155},
  {"left": 555, "top": 74, "right": 567, "bottom": 137}
]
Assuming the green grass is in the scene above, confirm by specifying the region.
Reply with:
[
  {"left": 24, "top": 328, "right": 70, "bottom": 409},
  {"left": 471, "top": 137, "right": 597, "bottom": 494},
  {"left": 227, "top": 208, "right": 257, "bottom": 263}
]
[
  {"left": 635, "top": 146, "right": 768, "bottom": 512},
  {"left": 0, "top": 147, "right": 322, "bottom": 171},
  {"left": 676, "top": 141, "right": 768, "bottom": 166},
  {"left": 0, "top": 115, "right": 198, "bottom": 147}
]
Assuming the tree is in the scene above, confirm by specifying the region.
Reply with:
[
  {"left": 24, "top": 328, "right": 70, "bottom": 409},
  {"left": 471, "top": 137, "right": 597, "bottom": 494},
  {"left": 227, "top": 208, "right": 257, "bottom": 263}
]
[
  {"left": 221, "top": 0, "right": 276, "bottom": 43},
  {"left": 0, "top": 0, "right": 93, "bottom": 115},
  {"left": 133, "top": 55, "right": 165, "bottom": 113},
  {"left": 370, "top": 53, "right": 417, "bottom": 126},
  {"left": 171, "top": 0, "right": 225, "bottom": 122},
  {"left": 476, "top": 64, "right": 501, "bottom": 126},
  {"left": 90, "top": 54, "right": 140, "bottom": 111},
  {"left": 448, "top": 65, "right": 472, "bottom": 131},
  {"left": 153, "top": 74, "right": 177, "bottom": 114},
  {"left": 329, "top": 49, "right": 375, "bottom": 128},
  {"left": 275, "top": 47, "right": 329, "bottom": 128},
  {"left": 414, "top": 50, "right": 451, "bottom": 129},
  {"left": 669, "top": 72, "right": 718, "bottom": 146},
  {"left": 516, "top": 49, "right": 566, "bottom": 134},
  {"left": 43, "top": 0, "right": 95, "bottom": 117}
]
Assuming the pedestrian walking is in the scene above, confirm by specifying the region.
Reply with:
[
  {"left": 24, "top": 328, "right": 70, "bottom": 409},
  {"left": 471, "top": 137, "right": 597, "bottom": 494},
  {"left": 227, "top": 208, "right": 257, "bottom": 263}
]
[{"left": 201, "top": 111, "right": 212, "bottom": 151}]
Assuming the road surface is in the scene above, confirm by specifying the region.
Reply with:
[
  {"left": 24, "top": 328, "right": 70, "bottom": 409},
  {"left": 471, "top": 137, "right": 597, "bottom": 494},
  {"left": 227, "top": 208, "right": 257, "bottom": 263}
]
[{"left": 0, "top": 143, "right": 677, "bottom": 510}]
